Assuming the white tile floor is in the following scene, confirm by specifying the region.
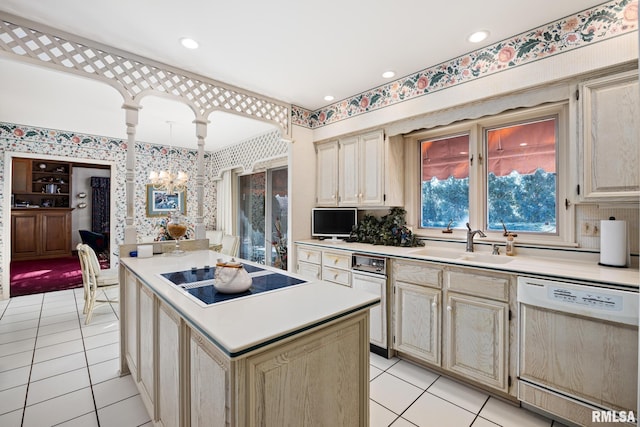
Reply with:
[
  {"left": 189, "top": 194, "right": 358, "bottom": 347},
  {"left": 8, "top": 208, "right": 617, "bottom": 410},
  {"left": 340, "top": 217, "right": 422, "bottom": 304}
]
[{"left": 0, "top": 288, "right": 567, "bottom": 427}]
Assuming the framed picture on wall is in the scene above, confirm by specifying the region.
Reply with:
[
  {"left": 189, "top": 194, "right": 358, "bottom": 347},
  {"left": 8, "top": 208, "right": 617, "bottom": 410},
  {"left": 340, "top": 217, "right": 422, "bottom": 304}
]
[{"left": 146, "top": 185, "right": 186, "bottom": 217}]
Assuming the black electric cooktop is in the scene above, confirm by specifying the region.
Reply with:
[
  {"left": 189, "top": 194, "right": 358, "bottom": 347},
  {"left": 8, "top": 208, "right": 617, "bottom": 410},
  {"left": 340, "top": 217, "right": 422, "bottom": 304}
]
[{"left": 160, "top": 264, "right": 306, "bottom": 305}]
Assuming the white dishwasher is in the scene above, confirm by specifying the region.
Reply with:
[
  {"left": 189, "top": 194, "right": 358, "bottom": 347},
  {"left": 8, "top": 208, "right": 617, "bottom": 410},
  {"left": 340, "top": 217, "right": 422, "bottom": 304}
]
[
  {"left": 517, "top": 276, "right": 638, "bottom": 426},
  {"left": 352, "top": 254, "right": 390, "bottom": 358}
]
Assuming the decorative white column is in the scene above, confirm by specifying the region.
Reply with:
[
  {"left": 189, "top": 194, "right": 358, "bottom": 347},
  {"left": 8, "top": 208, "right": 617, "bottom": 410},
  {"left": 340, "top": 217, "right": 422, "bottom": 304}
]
[
  {"left": 123, "top": 103, "right": 140, "bottom": 244},
  {"left": 193, "top": 118, "right": 208, "bottom": 239}
]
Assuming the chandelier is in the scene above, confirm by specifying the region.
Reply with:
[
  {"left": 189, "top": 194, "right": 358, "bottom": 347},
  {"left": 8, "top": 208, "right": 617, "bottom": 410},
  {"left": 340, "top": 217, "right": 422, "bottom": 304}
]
[{"left": 148, "top": 122, "right": 188, "bottom": 195}]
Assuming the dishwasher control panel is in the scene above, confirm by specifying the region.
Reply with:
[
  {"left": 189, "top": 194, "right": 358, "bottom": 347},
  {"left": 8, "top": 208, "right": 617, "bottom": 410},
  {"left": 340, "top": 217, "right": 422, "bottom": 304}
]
[{"left": 549, "top": 286, "right": 623, "bottom": 311}]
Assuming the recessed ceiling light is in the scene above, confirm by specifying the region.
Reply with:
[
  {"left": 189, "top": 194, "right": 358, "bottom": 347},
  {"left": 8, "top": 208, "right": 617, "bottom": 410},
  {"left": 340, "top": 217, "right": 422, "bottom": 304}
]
[
  {"left": 468, "top": 30, "right": 490, "bottom": 43},
  {"left": 382, "top": 71, "right": 396, "bottom": 79},
  {"left": 324, "top": 95, "right": 335, "bottom": 102},
  {"left": 180, "top": 37, "right": 199, "bottom": 49}
]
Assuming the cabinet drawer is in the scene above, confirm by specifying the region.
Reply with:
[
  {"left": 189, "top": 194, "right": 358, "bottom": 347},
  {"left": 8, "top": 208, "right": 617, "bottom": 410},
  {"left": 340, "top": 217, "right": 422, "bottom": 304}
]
[
  {"left": 445, "top": 270, "right": 510, "bottom": 302},
  {"left": 322, "top": 251, "right": 351, "bottom": 270},
  {"left": 392, "top": 260, "right": 442, "bottom": 289},
  {"left": 322, "top": 266, "right": 351, "bottom": 287},
  {"left": 297, "top": 246, "right": 321, "bottom": 265},
  {"left": 297, "top": 261, "right": 321, "bottom": 281}
]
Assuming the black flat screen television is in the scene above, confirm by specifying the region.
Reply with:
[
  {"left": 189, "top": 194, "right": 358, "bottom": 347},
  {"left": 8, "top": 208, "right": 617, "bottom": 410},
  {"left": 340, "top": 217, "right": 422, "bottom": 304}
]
[{"left": 311, "top": 208, "right": 358, "bottom": 241}]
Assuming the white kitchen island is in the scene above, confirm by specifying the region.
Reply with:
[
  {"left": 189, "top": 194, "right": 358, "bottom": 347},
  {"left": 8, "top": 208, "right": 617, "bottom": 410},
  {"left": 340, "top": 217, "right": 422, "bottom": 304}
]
[{"left": 118, "top": 247, "right": 379, "bottom": 427}]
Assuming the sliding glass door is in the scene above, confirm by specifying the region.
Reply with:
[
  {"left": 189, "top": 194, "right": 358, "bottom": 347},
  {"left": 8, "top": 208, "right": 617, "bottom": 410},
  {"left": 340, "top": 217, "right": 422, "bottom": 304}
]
[{"left": 237, "top": 167, "right": 288, "bottom": 270}]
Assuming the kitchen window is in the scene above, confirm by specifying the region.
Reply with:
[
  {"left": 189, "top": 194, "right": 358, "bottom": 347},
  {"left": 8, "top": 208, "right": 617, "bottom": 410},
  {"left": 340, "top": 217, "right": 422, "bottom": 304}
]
[{"left": 417, "top": 102, "right": 570, "bottom": 245}]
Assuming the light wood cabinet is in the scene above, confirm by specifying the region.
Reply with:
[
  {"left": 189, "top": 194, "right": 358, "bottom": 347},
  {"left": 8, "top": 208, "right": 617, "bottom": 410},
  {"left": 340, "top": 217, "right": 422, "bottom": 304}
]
[
  {"left": 138, "top": 285, "right": 155, "bottom": 412},
  {"left": 392, "top": 260, "right": 442, "bottom": 365},
  {"left": 443, "top": 268, "right": 511, "bottom": 392},
  {"left": 11, "top": 208, "right": 73, "bottom": 260},
  {"left": 444, "top": 292, "right": 508, "bottom": 391},
  {"left": 296, "top": 244, "right": 322, "bottom": 281},
  {"left": 321, "top": 250, "right": 352, "bottom": 286},
  {"left": 394, "top": 281, "right": 441, "bottom": 365},
  {"left": 158, "top": 303, "right": 181, "bottom": 427},
  {"left": 315, "top": 129, "right": 403, "bottom": 207},
  {"left": 579, "top": 70, "right": 639, "bottom": 202},
  {"left": 315, "top": 140, "right": 339, "bottom": 205}
]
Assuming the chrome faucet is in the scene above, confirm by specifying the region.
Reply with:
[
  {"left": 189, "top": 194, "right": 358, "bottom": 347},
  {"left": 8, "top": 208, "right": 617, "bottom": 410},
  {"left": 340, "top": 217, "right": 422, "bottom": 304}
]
[{"left": 465, "top": 223, "right": 486, "bottom": 252}]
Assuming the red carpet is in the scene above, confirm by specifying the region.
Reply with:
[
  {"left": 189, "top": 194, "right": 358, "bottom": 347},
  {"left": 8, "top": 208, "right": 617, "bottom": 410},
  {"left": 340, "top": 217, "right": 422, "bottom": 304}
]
[{"left": 10, "top": 255, "right": 108, "bottom": 297}]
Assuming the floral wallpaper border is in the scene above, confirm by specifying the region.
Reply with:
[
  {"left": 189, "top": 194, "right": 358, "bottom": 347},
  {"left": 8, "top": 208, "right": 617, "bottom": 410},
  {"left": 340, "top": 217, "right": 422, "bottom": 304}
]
[
  {"left": 0, "top": 122, "right": 214, "bottom": 256},
  {"left": 291, "top": 0, "right": 638, "bottom": 129}
]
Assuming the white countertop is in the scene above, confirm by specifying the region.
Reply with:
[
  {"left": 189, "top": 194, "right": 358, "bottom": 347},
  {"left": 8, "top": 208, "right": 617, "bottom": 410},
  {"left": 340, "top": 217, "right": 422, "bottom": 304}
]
[
  {"left": 296, "top": 240, "right": 640, "bottom": 288},
  {"left": 120, "top": 250, "right": 380, "bottom": 357}
]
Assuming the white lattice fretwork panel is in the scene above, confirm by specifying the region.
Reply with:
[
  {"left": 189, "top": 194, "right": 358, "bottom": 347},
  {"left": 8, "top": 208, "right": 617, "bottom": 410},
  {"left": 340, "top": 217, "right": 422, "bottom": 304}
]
[{"left": 0, "top": 17, "right": 290, "bottom": 135}]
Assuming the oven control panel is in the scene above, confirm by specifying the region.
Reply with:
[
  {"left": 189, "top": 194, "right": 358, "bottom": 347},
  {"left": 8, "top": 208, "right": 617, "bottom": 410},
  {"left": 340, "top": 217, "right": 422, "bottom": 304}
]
[
  {"left": 352, "top": 254, "right": 387, "bottom": 276},
  {"left": 549, "top": 286, "right": 623, "bottom": 311}
]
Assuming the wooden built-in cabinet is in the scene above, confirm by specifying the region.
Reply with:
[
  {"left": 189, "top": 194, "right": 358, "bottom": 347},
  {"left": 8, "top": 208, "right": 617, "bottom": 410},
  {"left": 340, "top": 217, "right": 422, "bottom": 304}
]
[
  {"left": 444, "top": 268, "right": 511, "bottom": 392},
  {"left": 578, "top": 70, "right": 639, "bottom": 202},
  {"left": 12, "top": 158, "right": 72, "bottom": 208},
  {"left": 391, "top": 258, "right": 515, "bottom": 396},
  {"left": 11, "top": 208, "right": 73, "bottom": 260},
  {"left": 315, "top": 129, "right": 403, "bottom": 207},
  {"left": 392, "top": 259, "right": 442, "bottom": 366}
]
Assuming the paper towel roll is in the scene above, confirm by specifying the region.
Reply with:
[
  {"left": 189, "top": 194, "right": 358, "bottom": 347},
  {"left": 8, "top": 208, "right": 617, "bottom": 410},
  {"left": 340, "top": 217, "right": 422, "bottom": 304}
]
[{"left": 599, "top": 218, "right": 628, "bottom": 267}]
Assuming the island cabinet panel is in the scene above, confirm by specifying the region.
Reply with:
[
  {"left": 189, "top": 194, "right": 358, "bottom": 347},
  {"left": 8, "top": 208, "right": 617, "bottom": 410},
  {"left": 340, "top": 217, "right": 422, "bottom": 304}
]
[
  {"left": 158, "top": 303, "right": 181, "bottom": 427},
  {"left": 123, "top": 269, "right": 138, "bottom": 379},
  {"left": 241, "top": 313, "right": 368, "bottom": 426},
  {"left": 138, "top": 285, "right": 155, "bottom": 412},
  {"left": 119, "top": 250, "right": 376, "bottom": 427},
  {"left": 189, "top": 330, "right": 229, "bottom": 427}
]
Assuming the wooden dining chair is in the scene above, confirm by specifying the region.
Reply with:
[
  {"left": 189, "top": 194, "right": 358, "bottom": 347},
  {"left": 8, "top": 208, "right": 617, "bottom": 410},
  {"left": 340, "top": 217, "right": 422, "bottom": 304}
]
[{"left": 76, "top": 243, "right": 119, "bottom": 324}]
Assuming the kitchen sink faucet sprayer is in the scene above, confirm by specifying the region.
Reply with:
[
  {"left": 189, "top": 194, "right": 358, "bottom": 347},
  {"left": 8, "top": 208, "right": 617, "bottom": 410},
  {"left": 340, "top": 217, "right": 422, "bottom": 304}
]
[{"left": 465, "top": 223, "right": 486, "bottom": 252}]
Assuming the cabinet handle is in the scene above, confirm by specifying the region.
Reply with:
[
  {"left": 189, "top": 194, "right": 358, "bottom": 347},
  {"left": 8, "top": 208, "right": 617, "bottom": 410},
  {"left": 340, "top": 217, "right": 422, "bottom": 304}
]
[
  {"left": 432, "top": 294, "right": 438, "bottom": 308},
  {"left": 333, "top": 258, "right": 338, "bottom": 264},
  {"left": 446, "top": 305, "right": 452, "bottom": 311},
  {"left": 334, "top": 274, "right": 338, "bottom": 280}
]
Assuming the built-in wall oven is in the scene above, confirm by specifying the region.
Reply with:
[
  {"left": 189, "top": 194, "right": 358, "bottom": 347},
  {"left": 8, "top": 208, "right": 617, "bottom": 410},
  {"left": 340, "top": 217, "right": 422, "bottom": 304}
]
[
  {"left": 352, "top": 254, "right": 390, "bottom": 358},
  {"left": 517, "top": 276, "right": 638, "bottom": 426}
]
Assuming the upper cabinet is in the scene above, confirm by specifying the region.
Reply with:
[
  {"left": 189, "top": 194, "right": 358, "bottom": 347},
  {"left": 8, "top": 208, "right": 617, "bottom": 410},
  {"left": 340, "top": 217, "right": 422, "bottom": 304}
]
[
  {"left": 12, "top": 158, "right": 73, "bottom": 208},
  {"left": 578, "top": 70, "right": 639, "bottom": 203},
  {"left": 315, "top": 130, "right": 404, "bottom": 207}
]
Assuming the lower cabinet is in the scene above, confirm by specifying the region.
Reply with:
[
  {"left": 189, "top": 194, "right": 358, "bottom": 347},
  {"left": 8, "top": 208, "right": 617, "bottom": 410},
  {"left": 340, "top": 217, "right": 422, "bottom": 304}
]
[
  {"left": 392, "top": 259, "right": 442, "bottom": 366},
  {"left": 443, "top": 292, "right": 509, "bottom": 392},
  {"left": 394, "top": 281, "right": 441, "bottom": 365},
  {"left": 11, "top": 208, "right": 72, "bottom": 260},
  {"left": 391, "top": 258, "right": 514, "bottom": 395}
]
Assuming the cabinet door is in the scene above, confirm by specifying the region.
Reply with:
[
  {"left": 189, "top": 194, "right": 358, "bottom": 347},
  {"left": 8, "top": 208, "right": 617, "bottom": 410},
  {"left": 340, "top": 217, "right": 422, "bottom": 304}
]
[
  {"left": 124, "top": 270, "right": 138, "bottom": 379},
  {"left": 158, "top": 303, "right": 180, "bottom": 427},
  {"left": 138, "top": 286, "right": 155, "bottom": 410},
  {"left": 12, "top": 158, "right": 30, "bottom": 194},
  {"left": 190, "top": 330, "right": 228, "bottom": 426},
  {"left": 338, "top": 135, "right": 359, "bottom": 206},
  {"left": 315, "top": 141, "right": 339, "bottom": 206},
  {"left": 41, "top": 211, "right": 71, "bottom": 256},
  {"left": 580, "top": 71, "right": 639, "bottom": 201},
  {"left": 358, "top": 130, "right": 384, "bottom": 206},
  {"left": 444, "top": 292, "right": 508, "bottom": 391},
  {"left": 296, "top": 261, "right": 321, "bottom": 281},
  {"left": 393, "top": 281, "right": 440, "bottom": 365},
  {"left": 11, "top": 212, "right": 40, "bottom": 259},
  {"left": 352, "top": 273, "right": 386, "bottom": 348}
]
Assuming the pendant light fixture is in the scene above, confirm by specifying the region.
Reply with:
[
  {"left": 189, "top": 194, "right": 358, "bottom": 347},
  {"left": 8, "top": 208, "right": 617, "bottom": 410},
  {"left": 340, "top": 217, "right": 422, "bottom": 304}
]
[{"left": 148, "top": 121, "right": 188, "bottom": 195}]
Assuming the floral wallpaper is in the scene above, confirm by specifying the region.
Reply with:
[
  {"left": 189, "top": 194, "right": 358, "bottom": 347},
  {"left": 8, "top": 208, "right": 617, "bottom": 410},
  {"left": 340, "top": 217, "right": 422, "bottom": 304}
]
[
  {"left": 292, "top": 0, "right": 638, "bottom": 128},
  {"left": 0, "top": 122, "right": 216, "bottom": 294}
]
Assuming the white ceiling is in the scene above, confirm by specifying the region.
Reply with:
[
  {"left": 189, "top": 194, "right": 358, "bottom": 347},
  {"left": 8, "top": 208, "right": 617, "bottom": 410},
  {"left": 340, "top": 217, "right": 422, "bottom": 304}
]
[{"left": 0, "top": 0, "right": 605, "bottom": 150}]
